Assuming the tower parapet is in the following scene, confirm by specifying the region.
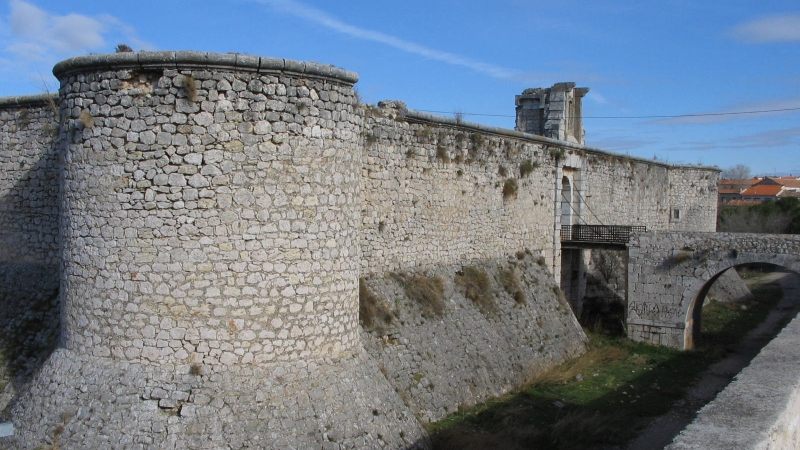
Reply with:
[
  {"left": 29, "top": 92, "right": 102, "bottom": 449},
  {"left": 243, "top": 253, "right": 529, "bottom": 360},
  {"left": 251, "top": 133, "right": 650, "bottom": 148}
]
[{"left": 515, "top": 82, "right": 589, "bottom": 145}]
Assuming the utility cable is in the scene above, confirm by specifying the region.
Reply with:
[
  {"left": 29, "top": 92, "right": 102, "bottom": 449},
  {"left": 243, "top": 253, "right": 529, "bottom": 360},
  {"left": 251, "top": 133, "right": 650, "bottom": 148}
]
[{"left": 415, "top": 106, "right": 800, "bottom": 120}]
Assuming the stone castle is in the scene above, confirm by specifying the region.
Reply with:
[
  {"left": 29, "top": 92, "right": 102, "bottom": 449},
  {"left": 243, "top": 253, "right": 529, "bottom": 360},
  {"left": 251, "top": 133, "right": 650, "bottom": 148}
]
[{"left": 0, "top": 51, "right": 718, "bottom": 449}]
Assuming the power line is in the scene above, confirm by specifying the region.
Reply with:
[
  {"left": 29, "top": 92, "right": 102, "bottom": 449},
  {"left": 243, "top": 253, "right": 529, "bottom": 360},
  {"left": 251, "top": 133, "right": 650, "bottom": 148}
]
[{"left": 415, "top": 106, "right": 800, "bottom": 120}]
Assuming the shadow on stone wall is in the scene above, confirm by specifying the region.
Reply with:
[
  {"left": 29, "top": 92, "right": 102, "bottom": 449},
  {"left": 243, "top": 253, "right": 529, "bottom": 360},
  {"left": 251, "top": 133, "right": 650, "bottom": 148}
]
[
  {"left": 0, "top": 106, "right": 61, "bottom": 417},
  {"left": 0, "top": 263, "right": 60, "bottom": 414},
  {"left": 580, "top": 273, "right": 626, "bottom": 336}
]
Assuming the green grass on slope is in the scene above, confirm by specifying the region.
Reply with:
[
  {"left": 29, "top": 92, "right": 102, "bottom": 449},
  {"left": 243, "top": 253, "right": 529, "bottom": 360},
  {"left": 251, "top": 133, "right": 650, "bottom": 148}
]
[{"left": 428, "top": 279, "right": 784, "bottom": 450}]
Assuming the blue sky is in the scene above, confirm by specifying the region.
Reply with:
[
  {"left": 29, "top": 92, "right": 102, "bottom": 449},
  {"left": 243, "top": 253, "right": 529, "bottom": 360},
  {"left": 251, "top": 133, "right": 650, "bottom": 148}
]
[{"left": 1, "top": 0, "right": 798, "bottom": 176}]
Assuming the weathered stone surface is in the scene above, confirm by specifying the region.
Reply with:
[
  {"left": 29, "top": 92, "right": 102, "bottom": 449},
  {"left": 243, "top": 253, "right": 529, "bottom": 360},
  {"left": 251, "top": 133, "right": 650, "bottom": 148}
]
[
  {"left": 361, "top": 254, "right": 586, "bottom": 422},
  {"left": 0, "top": 51, "right": 722, "bottom": 449}
]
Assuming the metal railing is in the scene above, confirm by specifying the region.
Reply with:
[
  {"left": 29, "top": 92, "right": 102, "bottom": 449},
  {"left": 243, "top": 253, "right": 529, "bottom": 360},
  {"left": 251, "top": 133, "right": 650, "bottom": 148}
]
[{"left": 561, "top": 225, "right": 646, "bottom": 244}]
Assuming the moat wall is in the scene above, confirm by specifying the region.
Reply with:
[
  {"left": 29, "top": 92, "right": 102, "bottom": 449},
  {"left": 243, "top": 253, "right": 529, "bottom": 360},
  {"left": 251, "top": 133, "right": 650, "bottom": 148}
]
[{"left": 0, "top": 51, "right": 720, "bottom": 449}]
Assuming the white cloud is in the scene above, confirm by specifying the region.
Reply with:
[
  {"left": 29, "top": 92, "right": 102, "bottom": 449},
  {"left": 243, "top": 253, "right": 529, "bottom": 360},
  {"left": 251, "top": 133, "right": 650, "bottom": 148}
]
[
  {"left": 254, "top": 0, "right": 520, "bottom": 80},
  {"left": 3, "top": 1, "right": 151, "bottom": 61},
  {"left": 730, "top": 14, "right": 800, "bottom": 43}
]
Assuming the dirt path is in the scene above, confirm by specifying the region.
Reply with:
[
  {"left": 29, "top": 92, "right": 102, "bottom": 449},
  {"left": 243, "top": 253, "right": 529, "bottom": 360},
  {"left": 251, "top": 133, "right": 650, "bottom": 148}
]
[{"left": 625, "top": 270, "right": 800, "bottom": 450}]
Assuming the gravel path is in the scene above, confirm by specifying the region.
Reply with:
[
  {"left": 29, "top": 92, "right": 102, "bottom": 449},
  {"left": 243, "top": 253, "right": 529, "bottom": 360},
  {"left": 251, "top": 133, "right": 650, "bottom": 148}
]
[{"left": 625, "top": 269, "right": 800, "bottom": 450}]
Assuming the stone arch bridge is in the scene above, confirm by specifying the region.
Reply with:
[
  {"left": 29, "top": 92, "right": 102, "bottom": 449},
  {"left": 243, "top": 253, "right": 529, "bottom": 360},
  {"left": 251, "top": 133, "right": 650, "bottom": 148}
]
[{"left": 626, "top": 231, "right": 800, "bottom": 349}]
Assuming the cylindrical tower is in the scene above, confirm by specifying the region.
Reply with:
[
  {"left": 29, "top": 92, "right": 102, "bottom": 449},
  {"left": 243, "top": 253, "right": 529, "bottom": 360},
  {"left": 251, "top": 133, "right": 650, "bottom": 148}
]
[{"left": 54, "top": 51, "right": 362, "bottom": 366}]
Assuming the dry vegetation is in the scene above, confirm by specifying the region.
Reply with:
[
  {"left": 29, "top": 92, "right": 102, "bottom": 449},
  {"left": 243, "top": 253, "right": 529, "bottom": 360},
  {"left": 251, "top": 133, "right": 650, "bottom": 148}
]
[
  {"left": 359, "top": 278, "right": 394, "bottom": 331},
  {"left": 456, "top": 266, "right": 498, "bottom": 315},
  {"left": 393, "top": 273, "right": 446, "bottom": 318}
]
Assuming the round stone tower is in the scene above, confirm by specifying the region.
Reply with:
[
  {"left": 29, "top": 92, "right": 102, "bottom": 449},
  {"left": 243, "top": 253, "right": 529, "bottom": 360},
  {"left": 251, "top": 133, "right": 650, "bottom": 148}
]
[
  {"left": 13, "top": 52, "right": 426, "bottom": 450},
  {"left": 56, "top": 51, "right": 362, "bottom": 366}
]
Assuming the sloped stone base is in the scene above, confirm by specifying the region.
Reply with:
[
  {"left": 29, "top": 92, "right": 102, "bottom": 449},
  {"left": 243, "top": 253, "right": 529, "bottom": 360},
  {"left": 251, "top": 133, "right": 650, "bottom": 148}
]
[{"left": 12, "top": 348, "right": 428, "bottom": 449}]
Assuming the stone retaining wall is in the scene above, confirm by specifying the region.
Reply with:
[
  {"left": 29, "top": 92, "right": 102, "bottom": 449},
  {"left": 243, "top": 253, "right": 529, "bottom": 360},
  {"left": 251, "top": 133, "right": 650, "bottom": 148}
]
[
  {"left": 360, "top": 254, "right": 586, "bottom": 422},
  {"left": 667, "top": 310, "right": 800, "bottom": 450}
]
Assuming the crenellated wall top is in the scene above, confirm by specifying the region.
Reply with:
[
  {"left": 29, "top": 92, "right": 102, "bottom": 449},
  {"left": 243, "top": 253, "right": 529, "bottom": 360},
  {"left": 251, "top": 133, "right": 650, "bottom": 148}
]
[{"left": 52, "top": 51, "right": 359, "bottom": 85}]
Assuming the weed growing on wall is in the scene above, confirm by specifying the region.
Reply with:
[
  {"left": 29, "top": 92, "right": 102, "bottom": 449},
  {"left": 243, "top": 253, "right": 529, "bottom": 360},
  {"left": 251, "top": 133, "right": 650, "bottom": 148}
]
[
  {"left": 78, "top": 110, "right": 94, "bottom": 129},
  {"left": 499, "top": 267, "right": 526, "bottom": 305},
  {"left": 457, "top": 266, "right": 498, "bottom": 316},
  {"left": 393, "top": 273, "right": 446, "bottom": 318},
  {"left": 436, "top": 145, "right": 451, "bottom": 163},
  {"left": 503, "top": 179, "right": 518, "bottom": 200},
  {"left": 182, "top": 74, "right": 198, "bottom": 101},
  {"left": 672, "top": 251, "right": 693, "bottom": 264},
  {"left": 519, "top": 159, "right": 538, "bottom": 178},
  {"left": 548, "top": 148, "right": 565, "bottom": 161}
]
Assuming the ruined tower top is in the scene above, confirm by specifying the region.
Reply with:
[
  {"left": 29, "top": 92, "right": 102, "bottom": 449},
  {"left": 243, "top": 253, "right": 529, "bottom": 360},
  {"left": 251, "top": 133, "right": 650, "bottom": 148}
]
[{"left": 515, "top": 82, "right": 589, "bottom": 145}]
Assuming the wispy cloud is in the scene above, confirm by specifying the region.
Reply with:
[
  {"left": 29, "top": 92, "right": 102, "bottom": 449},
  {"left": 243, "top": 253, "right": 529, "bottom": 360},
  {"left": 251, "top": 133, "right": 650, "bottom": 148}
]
[
  {"left": 660, "top": 126, "right": 800, "bottom": 153},
  {"left": 648, "top": 97, "right": 800, "bottom": 125},
  {"left": 729, "top": 14, "right": 800, "bottom": 43},
  {"left": 253, "top": 0, "right": 520, "bottom": 80},
  {"left": 3, "top": 0, "right": 151, "bottom": 62}
]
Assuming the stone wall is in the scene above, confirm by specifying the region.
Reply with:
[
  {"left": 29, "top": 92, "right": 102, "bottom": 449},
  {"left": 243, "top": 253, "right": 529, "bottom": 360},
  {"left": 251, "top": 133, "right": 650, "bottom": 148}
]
[
  {"left": 360, "top": 254, "right": 586, "bottom": 422},
  {"left": 580, "top": 154, "right": 717, "bottom": 231},
  {"left": 360, "top": 102, "right": 555, "bottom": 274},
  {"left": 0, "top": 95, "right": 61, "bottom": 396}
]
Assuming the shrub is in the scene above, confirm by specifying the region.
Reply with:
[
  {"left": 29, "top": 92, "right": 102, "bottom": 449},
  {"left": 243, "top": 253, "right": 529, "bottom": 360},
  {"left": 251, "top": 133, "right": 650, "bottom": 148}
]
[
  {"left": 503, "top": 178, "right": 518, "bottom": 199},
  {"left": 115, "top": 44, "right": 134, "bottom": 52},
  {"left": 359, "top": 278, "right": 394, "bottom": 330},
  {"left": 457, "top": 266, "right": 497, "bottom": 315},
  {"left": 393, "top": 273, "right": 446, "bottom": 318},
  {"left": 536, "top": 256, "right": 547, "bottom": 267}
]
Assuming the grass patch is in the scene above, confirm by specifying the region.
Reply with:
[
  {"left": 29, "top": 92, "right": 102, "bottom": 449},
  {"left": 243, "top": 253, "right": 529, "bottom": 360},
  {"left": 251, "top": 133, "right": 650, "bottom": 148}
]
[
  {"left": 393, "top": 273, "right": 446, "bottom": 318},
  {"left": 457, "top": 266, "right": 497, "bottom": 315},
  {"left": 428, "top": 278, "right": 785, "bottom": 449},
  {"left": 360, "top": 278, "right": 394, "bottom": 331}
]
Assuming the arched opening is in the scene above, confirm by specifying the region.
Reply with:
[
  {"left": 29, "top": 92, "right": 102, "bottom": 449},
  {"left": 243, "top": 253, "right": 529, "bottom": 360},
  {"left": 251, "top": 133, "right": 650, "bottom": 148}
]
[
  {"left": 683, "top": 263, "right": 797, "bottom": 350},
  {"left": 561, "top": 176, "right": 572, "bottom": 226}
]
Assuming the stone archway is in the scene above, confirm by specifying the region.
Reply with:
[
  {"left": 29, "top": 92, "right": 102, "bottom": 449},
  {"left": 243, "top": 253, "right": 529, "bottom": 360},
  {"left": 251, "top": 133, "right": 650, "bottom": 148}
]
[
  {"left": 626, "top": 232, "right": 800, "bottom": 349},
  {"left": 681, "top": 261, "right": 800, "bottom": 350}
]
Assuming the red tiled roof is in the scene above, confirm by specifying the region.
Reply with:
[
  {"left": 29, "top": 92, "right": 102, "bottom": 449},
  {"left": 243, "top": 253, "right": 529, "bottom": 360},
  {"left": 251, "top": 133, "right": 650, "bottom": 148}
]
[
  {"left": 741, "top": 185, "right": 783, "bottom": 197},
  {"left": 718, "top": 188, "right": 742, "bottom": 194}
]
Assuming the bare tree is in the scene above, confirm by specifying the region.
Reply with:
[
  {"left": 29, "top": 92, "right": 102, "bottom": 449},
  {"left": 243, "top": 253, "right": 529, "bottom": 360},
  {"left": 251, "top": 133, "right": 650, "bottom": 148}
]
[
  {"left": 718, "top": 208, "right": 792, "bottom": 233},
  {"left": 720, "top": 164, "right": 751, "bottom": 180}
]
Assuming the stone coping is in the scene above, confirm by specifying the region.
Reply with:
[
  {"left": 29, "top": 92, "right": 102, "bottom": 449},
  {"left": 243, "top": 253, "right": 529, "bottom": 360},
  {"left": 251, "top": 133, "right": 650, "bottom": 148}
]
[
  {"left": 404, "top": 107, "right": 720, "bottom": 172},
  {"left": 0, "top": 93, "right": 58, "bottom": 109},
  {"left": 52, "top": 51, "right": 359, "bottom": 85}
]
